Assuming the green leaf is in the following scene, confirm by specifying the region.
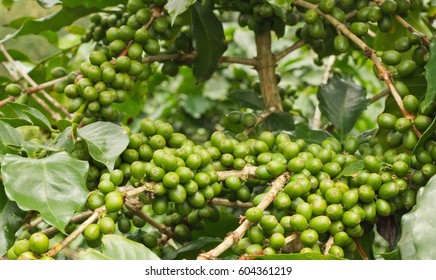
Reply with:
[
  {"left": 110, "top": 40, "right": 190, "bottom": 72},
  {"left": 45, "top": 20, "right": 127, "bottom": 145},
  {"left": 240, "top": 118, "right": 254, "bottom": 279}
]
[
  {"left": 0, "top": 120, "right": 24, "bottom": 148},
  {"left": 49, "top": 126, "right": 74, "bottom": 153},
  {"left": 162, "top": 236, "right": 221, "bottom": 260},
  {"left": 398, "top": 175, "right": 436, "bottom": 259},
  {"left": 1, "top": 152, "right": 89, "bottom": 233},
  {"left": 0, "top": 184, "right": 26, "bottom": 256},
  {"left": 5, "top": 103, "right": 52, "bottom": 131},
  {"left": 165, "top": 0, "right": 197, "bottom": 25},
  {"left": 422, "top": 39, "right": 436, "bottom": 112},
  {"left": 266, "top": 0, "right": 292, "bottom": 10},
  {"left": 293, "top": 122, "right": 333, "bottom": 145},
  {"left": 191, "top": 2, "right": 227, "bottom": 83},
  {"left": 228, "top": 90, "right": 264, "bottom": 110},
  {"left": 338, "top": 159, "right": 364, "bottom": 177},
  {"left": 2, "top": 0, "right": 14, "bottom": 9},
  {"left": 78, "top": 248, "right": 112, "bottom": 260},
  {"left": 257, "top": 252, "right": 344, "bottom": 260},
  {"left": 413, "top": 117, "right": 436, "bottom": 154},
  {"left": 265, "top": 112, "right": 295, "bottom": 131},
  {"left": 77, "top": 122, "right": 129, "bottom": 171},
  {"left": 380, "top": 250, "right": 401, "bottom": 260},
  {"left": 180, "top": 94, "right": 213, "bottom": 118},
  {"left": 0, "top": 49, "right": 30, "bottom": 63},
  {"left": 317, "top": 76, "right": 367, "bottom": 141},
  {"left": 100, "top": 234, "right": 161, "bottom": 260},
  {"left": 0, "top": 0, "right": 125, "bottom": 43}
]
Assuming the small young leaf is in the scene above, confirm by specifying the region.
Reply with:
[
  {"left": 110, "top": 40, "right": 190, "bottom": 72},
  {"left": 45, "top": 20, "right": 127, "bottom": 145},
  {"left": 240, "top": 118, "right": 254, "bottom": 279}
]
[
  {"left": 191, "top": 2, "right": 227, "bottom": 83},
  {"left": 1, "top": 152, "right": 89, "bottom": 233},
  {"left": 337, "top": 159, "right": 364, "bottom": 177},
  {"left": 317, "top": 76, "right": 367, "bottom": 141},
  {"left": 398, "top": 175, "right": 436, "bottom": 259},
  {"left": 77, "top": 122, "right": 129, "bottom": 171},
  {"left": 165, "top": 0, "right": 197, "bottom": 25}
]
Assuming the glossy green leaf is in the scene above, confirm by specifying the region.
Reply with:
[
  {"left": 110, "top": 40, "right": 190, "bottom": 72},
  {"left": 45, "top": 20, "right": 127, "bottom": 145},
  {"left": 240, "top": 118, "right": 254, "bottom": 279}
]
[
  {"left": 5, "top": 102, "right": 52, "bottom": 131},
  {"left": 398, "top": 175, "right": 436, "bottom": 259},
  {"left": 49, "top": 126, "right": 74, "bottom": 153},
  {"left": 257, "top": 252, "right": 344, "bottom": 260},
  {"left": 77, "top": 122, "right": 129, "bottom": 171},
  {"left": 78, "top": 248, "right": 112, "bottom": 260},
  {"left": 317, "top": 76, "right": 367, "bottom": 141},
  {"left": 266, "top": 0, "right": 292, "bottom": 10},
  {"left": 165, "top": 0, "right": 197, "bottom": 25},
  {"left": 101, "top": 234, "right": 160, "bottom": 260},
  {"left": 191, "top": 2, "right": 227, "bottom": 83},
  {"left": 293, "top": 122, "right": 333, "bottom": 145},
  {"left": 0, "top": 0, "right": 125, "bottom": 43},
  {"left": 266, "top": 112, "right": 295, "bottom": 131},
  {"left": 0, "top": 121, "right": 24, "bottom": 148},
  {"left": 422, "top": 39, "right": 436, "bottom": 112},
  {"left": 162, "top": 236, "right": 221, "bottom": 260},
  {"left": 338, "top": 160, "right": 364, "bottom": 177},
  {"left": 413, "top": 117, "right": 436, "bottom": 154},
  {"left": 228, "top": 89, "right": 264, "bottom": 110},
  {"left": 1, "top": 152, "right": 89, "bottom": 233},
  {"left": 0, "top": 184, "right": 26, "bottom": 256}
]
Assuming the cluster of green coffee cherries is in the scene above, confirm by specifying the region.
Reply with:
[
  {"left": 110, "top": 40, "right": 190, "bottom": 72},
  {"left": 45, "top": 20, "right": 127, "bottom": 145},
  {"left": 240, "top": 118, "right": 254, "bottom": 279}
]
[
  {"left": 6, "top": 232, "right": 52, "bottom": 260},
  {"left": 81, "top": 118, "right": 434, "bottom": 258},
  {"left": 56, "top": 0, "right": 190, "bottom": 123}
]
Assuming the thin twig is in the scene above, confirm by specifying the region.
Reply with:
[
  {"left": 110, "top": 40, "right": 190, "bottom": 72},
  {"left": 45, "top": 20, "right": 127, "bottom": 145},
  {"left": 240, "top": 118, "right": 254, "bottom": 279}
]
[
  {"left": 141, "top": 52, "right": 257, "bottom": 66},
  {"left": 211, "top": 198, "right": 253, "bottom": 208},
  {"left": 124, "top": 201, "right": 172, "bottom": 236},
  {"left": 243, "top": 106, "right": 278, "bottom": 135},
  {"left": 197, "top": 172, "right": 290, "bottom": 260},
  {"left": 369, "top": 88, "right": 390, "bottom": 104},
  {"left": 274, "top": 39, "right": 306, "bottom": 62},
  {"left": 353, "top": 237, "right": 369, "bottom": 260},
  {"left": 216, "top": 165, "right": 257, "bottom": 181},
  {"left": 323, "top": 236, "right": 334, "bottom": 255},
  {"left": 0, "top": 44, "right": 69, "bottom": 120},
  {"left": 45, "top": 206, "right": 105, "bottom": 257},
  {"left": 0, "top": 96, "right": 15, "bottom": 107},
  {"left": 394, "top": 15, "right": 431, "bottom": 47},
  {"left": 26, "top": 76, "right": 69, "bottom": 94},
  {"left": 312, "top": 55, "right": 336, "bottom": 130}
]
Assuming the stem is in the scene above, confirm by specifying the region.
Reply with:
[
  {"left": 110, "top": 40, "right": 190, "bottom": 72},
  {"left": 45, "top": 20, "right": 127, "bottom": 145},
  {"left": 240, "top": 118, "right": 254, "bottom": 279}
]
[
  {"left": 0, "top": 96, "right": 15, "bottom": 107},
  {"left": 274, "top": 39, "right": 306, "bottom": 62},
  {"left": 45, "top": 206, "right": 105, "bottom": 257},
  {"left": 211, "top": 198, "right": 253, "bottom": 208},
  {"left": 141, "top": 52, "right": 256, "bottom": 66},
  {"left": 292, "top": 0, "right": 420, "bottom": 137},
  {"left": 313, "top": 55, "right": 336, "bottom": 130},
  {"left": 26, "top": 76, "right": 69, "bottom": 94},
  {"left": 197, "top": 171, "right": 290, "bottom": 260},
  {"left": 243, "top": 107, "right": 277, "bottom": 135},
  {"left": 323, "top": 236, "right": 334, "bottom": 255},
  {"left": 255, "top": 31, "right": 283, "bottom": 111},
  {"left": 369, "top": 88, "right": 390, "bottom": 104},
  {"left": 216, "top": 165, "right": 257, "bottom": 181},
  {"left": 0, "top": 44, "right": 70, "bottom": 120},
  {"left": 353, "top": 237, "right": 369, "bottom": 260},
  {"left": 124, "top": 201, "right": 172, "bottom": 236}
]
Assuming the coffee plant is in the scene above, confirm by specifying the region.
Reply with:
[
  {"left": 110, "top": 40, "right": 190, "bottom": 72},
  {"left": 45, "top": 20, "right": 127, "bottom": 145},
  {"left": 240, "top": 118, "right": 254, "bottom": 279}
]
[{"left": 0, "top": 0, "right": 435, "bottom": 260}]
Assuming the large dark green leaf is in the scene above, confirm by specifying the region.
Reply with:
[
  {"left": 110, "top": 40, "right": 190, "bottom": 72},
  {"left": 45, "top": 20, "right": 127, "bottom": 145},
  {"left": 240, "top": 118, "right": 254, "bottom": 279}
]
[
  {"left": 317, "top": 76, "right": 367, "bottom": 141},
  {"left": 228, "top": 90, "right": 264, "bottom": 110},
  {"left": 77, "top": 122, "right": 129, "bottom": 171},
  {"left": 165, "top": 0, "right": 197, "bottom": 24},
  {"left": 0, "top": 184, "right": 26, "bottom": 256},
  {"left": 413, "top": 116, "right": 436, "bottom": 154},
  {"left": 191, "top": 2, "right": 227, "bottom": 83},
  {"left": 0, "top": 0, "right": 125, "bottom": 43},
  {"left": 79, "top": 234, "right": 161, "bottom": 260},
  {"left": 292, "top": 122, "right": 333, "bottom": 145},
  {"left": 421, "top": 39, "right": 436, "bottom": 112},
  {"left": 162, "top": 236, "right": 221, "bottom": 260},
  {"left": 398, "top": 175, "right": 436, "bottom": 259},
  {"left": 265, "top": 112, "right": 295, "bottom": 131},
  {"left": 1, "top": 152, "right": 89, "bottom": 233}
]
